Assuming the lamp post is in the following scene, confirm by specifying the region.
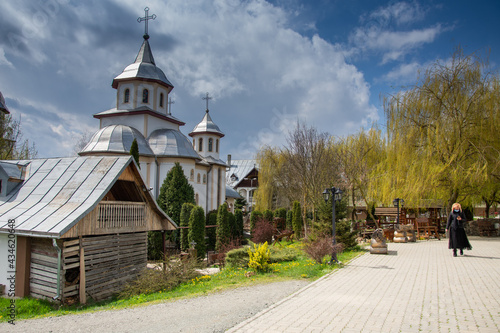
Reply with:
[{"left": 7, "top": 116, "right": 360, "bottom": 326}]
[
  {"left": 323, "top": 187, "right": 343, "bottom": 264},
  {"left": 392, "top": 198, "right": 405, "bottom": 227}
]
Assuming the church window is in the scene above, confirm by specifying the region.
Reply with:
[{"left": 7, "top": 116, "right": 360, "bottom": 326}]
[
  {"left": 142, "top": 89, "right": 149, "bottom": 103},
  {"left": 160, "top": 93, "right": 164, "bottom": 107},
  {"left": 198, "top": 138, "right": 203, "bottom": 152},
  {"left": 124, "top": 88, "right": 130, "bottom": 103},
  {"left": 203, "top": 174, "right": 206, "bottom": 184},
  {"left": 216, "top": 139, "right": 219, "bottom": 153},
  {"left": 208, "top": 138, "right": 213, "bottom": 152},
  {"left": 197, "top": 173, "right": 201, "bottom": 183},
  {"left": 190, "top": 169, "right": 194, "bottom": 181}
]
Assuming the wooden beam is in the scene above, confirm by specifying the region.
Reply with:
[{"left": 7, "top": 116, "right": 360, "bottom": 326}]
[{"left": 79, "top": 246, "right": 86, "bottom": 304}]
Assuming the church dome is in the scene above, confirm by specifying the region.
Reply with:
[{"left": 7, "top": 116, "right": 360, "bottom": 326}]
[
  {"left": 80, "top": 125, "right": 154, "bottom": 156},
  {"left": 148, "top": 129, "right": 200, "bottom": 159},
  {"left": 189, "top": 110, "right": 224, "bottom": 138},
  {"left": 0, "top": 91, "right": 10, "bottom": 114},
  {"left": 112, "top": 38, "right": 173, "bottom": 91}
]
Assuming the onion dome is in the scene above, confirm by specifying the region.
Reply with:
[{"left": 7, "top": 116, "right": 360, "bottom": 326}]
[
  {"left": 111, "top": 37, "right": 173, "bottom": 92},
  {"left": 0, "top": 91, "right": 10, "bottom": 114},
  {"left": 189, "top": 110, "right": 224, "bottom": 138},
  {"left": 79, "top": 125, "right": 154, "bottom": 156},
  {"left": 148, "top": 129, "right": 200, "bottom": 159}
]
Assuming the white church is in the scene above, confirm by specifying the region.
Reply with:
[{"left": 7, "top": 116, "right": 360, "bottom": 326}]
[{"left": 79, "top": 17, "right": 229, "bottom": 214}]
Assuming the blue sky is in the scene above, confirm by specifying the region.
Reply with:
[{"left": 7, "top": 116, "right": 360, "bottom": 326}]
[{"left": 0, "top": 0, "right": 499, "bottom": 159}]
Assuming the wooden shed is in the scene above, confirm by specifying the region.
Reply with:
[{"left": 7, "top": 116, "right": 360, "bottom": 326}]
[{"left": 0, "top": 156, "right": 177, "bottom": 303}]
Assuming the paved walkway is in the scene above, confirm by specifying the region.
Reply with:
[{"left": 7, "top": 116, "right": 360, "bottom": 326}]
[{"left": 228, "top": 237, "right": 500, "bottom": 333}]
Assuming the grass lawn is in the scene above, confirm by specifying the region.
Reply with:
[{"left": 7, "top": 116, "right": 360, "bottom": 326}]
[{"left": 0, "top": 241, "right": 365, "bottom": 323}]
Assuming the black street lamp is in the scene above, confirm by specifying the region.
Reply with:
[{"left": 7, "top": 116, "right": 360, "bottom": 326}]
[
  {"left": 323, "top": 187, "right": 343, "bottom": 264},
  {"left": 393, "top": 198, "right": 405, "bottom": 227}
]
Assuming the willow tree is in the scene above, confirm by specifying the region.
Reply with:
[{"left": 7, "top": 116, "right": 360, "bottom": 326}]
[
  {"left": 336, "top": 126, "right": 385, "bottom": 221},
  {"left": 383, "top": 47, "right": 500, "bottom": 212}
]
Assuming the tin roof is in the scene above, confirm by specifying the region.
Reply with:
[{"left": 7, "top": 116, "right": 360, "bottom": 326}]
[
  {"left": 226, "top": 159, "right": 259, "bottom": 188},
  {"left": 112, "top": 38, "right": 173, "bottom": 90},
  {"left": 148, "top": 128, "right": 200, "bottom": 159},
  {"left": 189, "top": 111, "right": 224, "bottom": 137},
  {"left": 0, "top": 91, "right": 10, "bottom": 114},
  {"left": 79, "top": 125, "right": 155, "bottom": 156},
  {"left": 0, "top": 156, "right": 176, "bottom": 238},
  {"left": 225, "top": 185, "right": 242, "bottom": 199}
]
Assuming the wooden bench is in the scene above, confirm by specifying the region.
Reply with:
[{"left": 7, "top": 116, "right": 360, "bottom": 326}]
[
  {"left": 477, "top": 220, "right": 496, "bottom": 236},
  {"left": 416, "top": 217, "right": 440, "bottom": 240}
]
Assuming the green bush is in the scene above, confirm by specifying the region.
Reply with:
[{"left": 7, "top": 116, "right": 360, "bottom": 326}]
[
  {"left": 263, "top": 209, "right": 274, "bottom": 222},
  {"left": 336, "top": 220, "right": 358, "bottom": 250},
  {"left": 269, "top": 245, "right": 298, "bottom": 263},
  {"left": 206, "top": 210, "right": 218, "bottom": 251},
  {"left": 216, "top": 203, "right": 230, "bottom": 251},
  {"left": 250, "top": 210, "right": 262, "bottom": 234},
  {"left": 180, "top": 203, "right": 195, "bottom": 251},
  {"left": 234, "top": 209, "right": 244, "bottom": 238},
  {"left": 188, "top": 206, "right": 206, "bottom": 258},
  {"left": 286, "top": 210, "right": 293, "bottom": 230},
  {"left": 292, "top": 201, "right": 302, "bottom": 238},
  {"left": 225, "top": 246, "right": 250, "bottom": 268}
]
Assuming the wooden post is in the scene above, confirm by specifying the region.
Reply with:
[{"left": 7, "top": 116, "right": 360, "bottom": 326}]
[
  {"left": 15, "top": 237, "right": 31, "bottom": 297},
  {"left": 79, "top": 247, "right": 86, "bottom": 304}
]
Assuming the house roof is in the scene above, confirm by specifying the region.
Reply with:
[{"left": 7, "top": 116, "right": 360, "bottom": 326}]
[
  {"left": 225, "top": 185, "right": 242, "bottom": 199},
  {"left": 0, "top": 91, "right": 10, "bottom": 114},
  {"left": 226, "top": 159, "right": 259, "bottom": 188},
  {"left": 0, "top": 156, "right": 176, "bottom": 238}
]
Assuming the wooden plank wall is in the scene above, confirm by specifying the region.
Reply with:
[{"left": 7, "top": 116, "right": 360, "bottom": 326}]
[
  {"left": 30, "top": 238, "right": 64, "bottom": 300},
  {"left": 81, "top": 232, "right": 147, "bottom": 301}
]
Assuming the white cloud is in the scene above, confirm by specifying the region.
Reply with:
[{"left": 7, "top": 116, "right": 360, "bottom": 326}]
[{"left": 0, "top": 48, "right": 13, "bottom": 67}]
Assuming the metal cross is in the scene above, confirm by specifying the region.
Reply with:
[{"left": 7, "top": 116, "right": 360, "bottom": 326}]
[
  {"left": 202, "top": 92, "right": 212, "bottom": 111},
  {"left": 137, "top": 7, "right": 156, "bottom": 37},
  {"left": 167, "top": 97, "right": 175, "bottom": 115}
]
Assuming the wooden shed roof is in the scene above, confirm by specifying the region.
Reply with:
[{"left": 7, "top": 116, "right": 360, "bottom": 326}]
[{"left": 0, "top": 156, "right": 176, "bottom": 238}]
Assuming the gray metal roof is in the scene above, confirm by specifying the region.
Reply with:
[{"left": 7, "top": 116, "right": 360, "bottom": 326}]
[
  {"left": 189, "top": 111, "right": 224, "bottom": 137},
  {"left": 225, "top": 185, "right": 242, "bottom": 199},
  {"left": 0, "top": 156, "right": 175, "bottom": 238},
  {"left": 80, "top": 125, "right": 154, "bottom": 156},
  {"left": 112, "top": 38, "right": 173, "bottom": 89},
  {"left": 0, "top": 91, "right": 10, "bottom": 114},
  {"left": 0, "top": 161, "right": 25, "bottom": 180},
  {"left": 94, "top": 106, "right": 185, "bottom": 125},
  {"left": 202, "top": 156, "right": 229, "bottom": 167},
  {"left": 226, "top": 159, "right": 259, "bottom": 187},
  {"left": 148, "top": 129, "right": 200, "bottom": 159}
]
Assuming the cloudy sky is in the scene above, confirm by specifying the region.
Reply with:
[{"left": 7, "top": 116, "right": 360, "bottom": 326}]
[{"left": 0, "top": 0, "right": 499, "bottom": 159}]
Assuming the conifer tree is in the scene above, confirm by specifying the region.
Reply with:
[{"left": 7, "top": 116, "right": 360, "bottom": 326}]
[
  {"left": 249, "top": 210, "right": 262, "bottom": 235},
  {"left": 188, "top": 206, "right": 206, "bottom": 258},
  {"left": 286, "top": 210, "right": 293, "bottom": 231},
  {"left": 234, "top": 209, "right": 244, "bottom": 239},
  {"left": 157, "top": 162, "right": 195, "bottom": 224},
  {"left": 180, "top": 203, "right": 195, "bottom": 251},
  {"left": 216, "top": 203, "right": 230, "bottom": 252},
  {"left": 292, "top": 201, "right": 302, "bottom": 238},
  {"left": 129, "top": 138, "right": 140, "bottom": 169}
]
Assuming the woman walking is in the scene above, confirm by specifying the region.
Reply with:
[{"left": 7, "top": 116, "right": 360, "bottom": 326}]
[{"left": 446, "top": 203, "right": 472, "bottom": 257}]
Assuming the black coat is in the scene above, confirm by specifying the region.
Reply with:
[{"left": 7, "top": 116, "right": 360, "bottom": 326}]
[{"left": 447, "top": 211, "right": 466, "bottom": 230}]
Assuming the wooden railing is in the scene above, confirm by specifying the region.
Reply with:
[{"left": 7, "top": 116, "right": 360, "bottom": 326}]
[{"left": 97, "top": 201, "right": 146, "bottom": 229}]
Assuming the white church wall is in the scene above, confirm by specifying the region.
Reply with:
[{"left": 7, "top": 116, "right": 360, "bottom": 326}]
[
  {"left": 146, "top": 116, "right": 180, "bottom": 136},
  {"left": 116, "top": 83, "right": 135, "bottom": 110},
  {"left": 101, "top": 115, "right": 146, "bottom": 134},
  {"left": 136, "top": 83, "right": 155, "bottom": 109}
]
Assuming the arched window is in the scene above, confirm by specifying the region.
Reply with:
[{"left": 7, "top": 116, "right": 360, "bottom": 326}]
[
  {"left": 190, "top": 169, "right": 194, "bottom": 181},
  {"left": 197, "top": 173, "right": 201, "bottom": 183},
  {"left": 208, "top": 138, "right": 213, "bottom": 152},
  {"left": 216, "top": 139, "right": 219, "bottom": 153},
  {"left": 203, "top": 174, "right": 206, "bottom": 184},
  {"left": 159, "top": 93, "right": 164, "bottom": 107},
  {"left": 124, "top": 88, "right": 130, "bottom": 103},
  {"left": 198, "top": 138, "right": 203, "bottom": 152},
  {"left": 142, "top": 89, "right": 149, "bottom": 103}
]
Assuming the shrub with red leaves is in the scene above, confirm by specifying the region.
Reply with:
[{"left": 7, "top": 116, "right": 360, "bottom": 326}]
[
  {"left": 303, "top": 236, "right": 344, "bottom": 264},
  {"left": 251, "top": 218, "right": 275, "bottom": 244}
]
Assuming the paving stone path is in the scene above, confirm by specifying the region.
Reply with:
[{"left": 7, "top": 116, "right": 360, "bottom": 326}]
[{"left": 228, "top": 237, "right": 500, "bottom": 333}]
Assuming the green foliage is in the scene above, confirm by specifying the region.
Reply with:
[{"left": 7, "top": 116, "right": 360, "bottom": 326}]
[
  {"left": 147, "top": 231, "right": 163, "bottom": 260},
  {"left": 274, "top": 207, "right": 287, "bottom": 220},
  {"left": 228, "top": 212, "right": 237, "bottom": 239},
  {"left": 249, "top": 210, "right": 262, "bottom": 234},
  {"left": 286, "top": 210, "right": 293, "bottom": 230},
  {"left": 188, "top": 206, "right": 206, "bottom": 258},
  {"left": 225, "top": 246, "right": 249, "bottom": 268},
  {"left": 0, "top": 112, "right": 37, "bottom": 160},
  {"left": 247, "top": 242, "right": 270, "bottom": 272},
  {"left": 234, "top": 209, "right": 244, "bottom": 239},
  {"left": 129, "top": 138, "right": 140, "bottom": 169},
  {"left": 205, "top": 210, "right": 218, "bottom": 251},
  {"left": 335, "top": 220, "right": 358, "bottom": 250},
  {"left": 263, "top": 209, "right": 274, "bottom": 222},
  {"left": 157, "top": 162, "right": 195, "bottom": 224},
  {"left": 180, "top": 203, "right": 195, "bottom": 251},
  {"left": 216, "top": 203, "right": 231, "bottom": 252},
  {"left": 235, "top": 197, "right": 247, "bottom": 210},
  {"left": 292, "top": 201, "right": 302, "bottom": 238}
]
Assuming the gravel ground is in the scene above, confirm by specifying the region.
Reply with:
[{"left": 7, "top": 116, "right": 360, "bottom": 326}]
[{"left": 1, "top": 280, "right": 310, "bottom": 333}]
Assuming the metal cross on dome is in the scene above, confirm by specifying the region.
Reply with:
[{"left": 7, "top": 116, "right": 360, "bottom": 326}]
[
  {"left": 137, "top": 7, "right": 156, "bottom": 38},
  {"left": 202, "top": 92, "right": 212, "bottom": 112}
]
